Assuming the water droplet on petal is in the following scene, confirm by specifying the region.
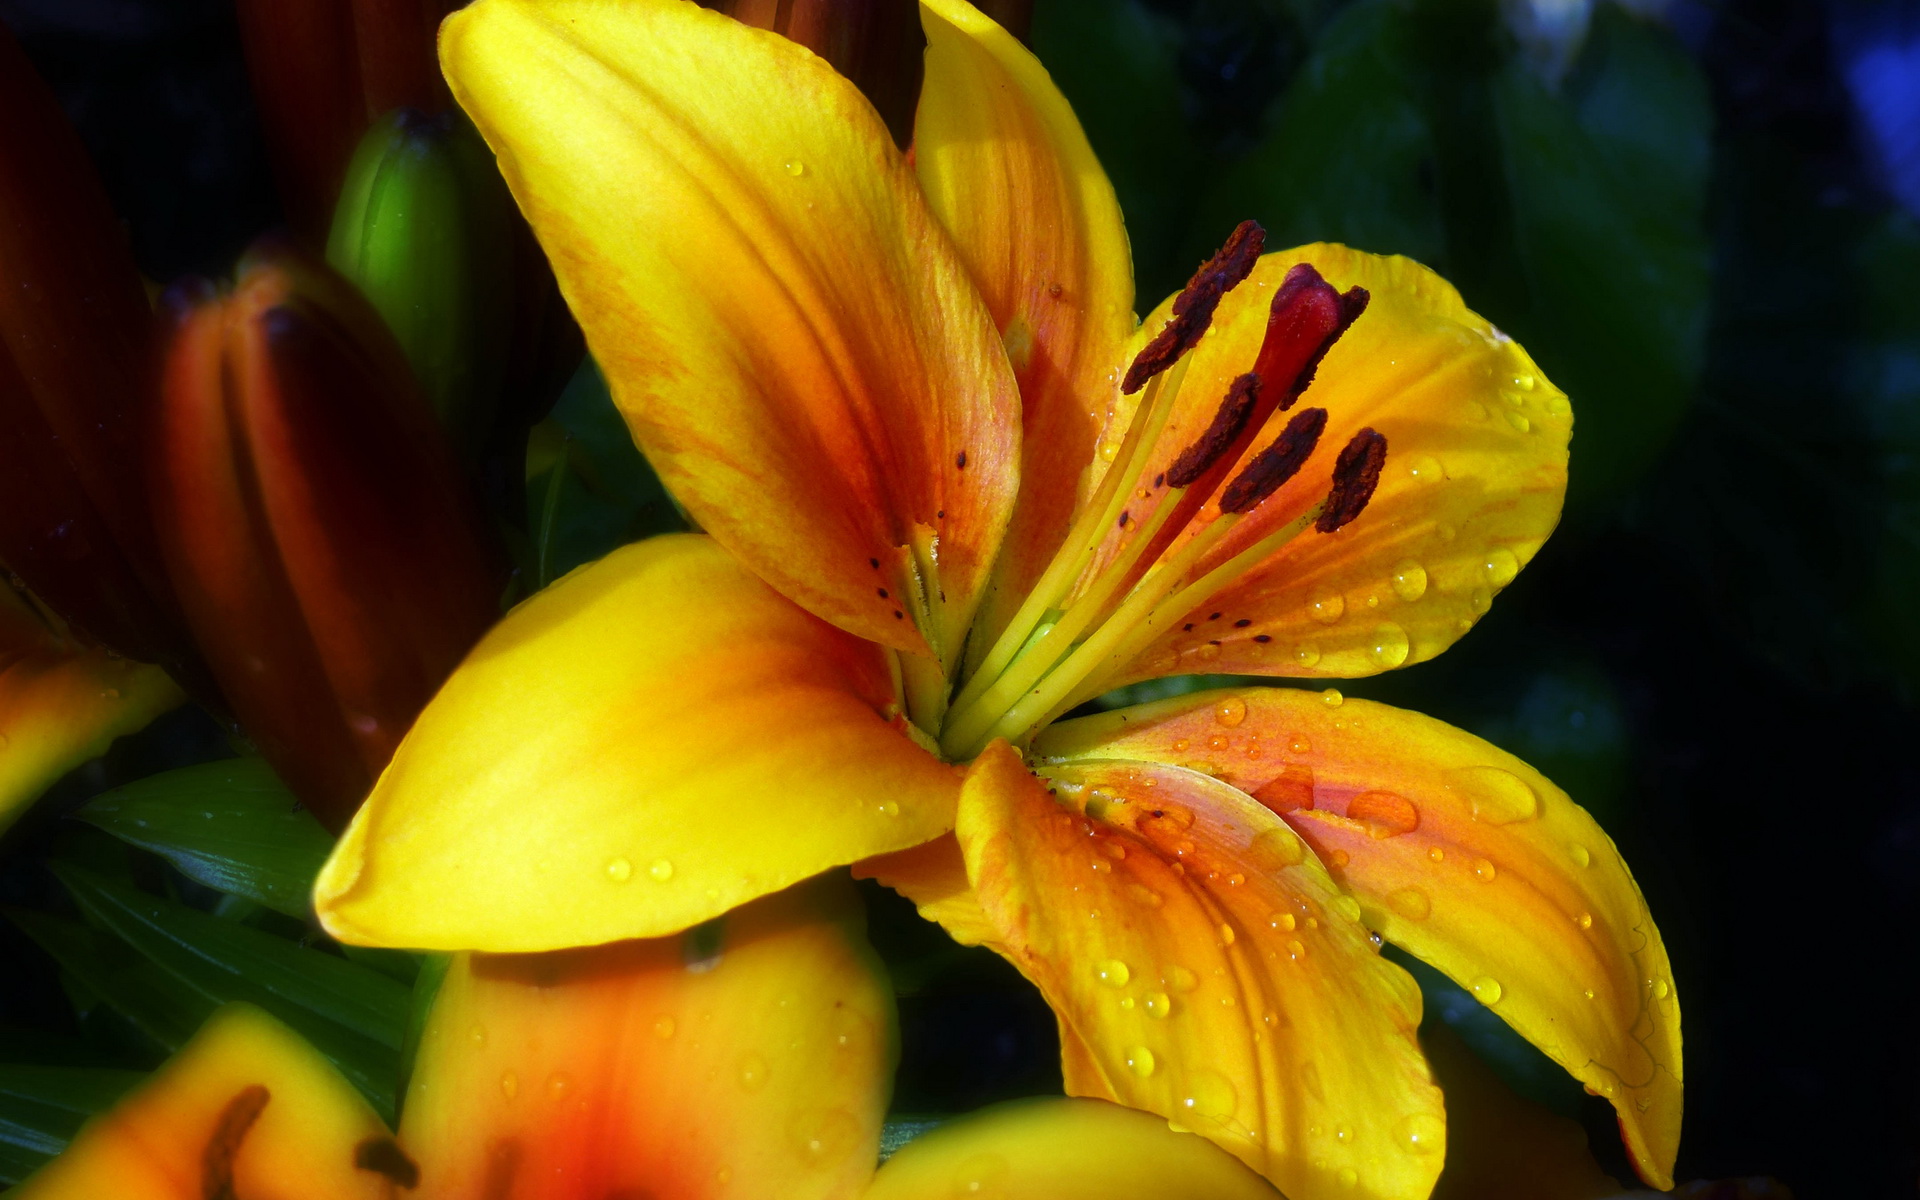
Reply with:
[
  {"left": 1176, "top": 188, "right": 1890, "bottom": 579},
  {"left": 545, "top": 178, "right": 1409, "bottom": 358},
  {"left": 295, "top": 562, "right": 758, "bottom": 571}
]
[
  {"left": 546, "top": 1072, "right": 571, "bottom": 1100},
  {"left": 738, "top": 1053, "right": 770, "bottom": 1092},
  {"left": 1309, "top": 592, "right": 1346, "bottom": 624},
  {"left": 1332, "top": 894, "right": 1363, "bottom": 924},
  {"left": 1504, "top": 409, "right": 1532, "bottom": 433},
  {"left": 1289, "top": 734, "right": 1312, "bottom": 754},
  {"left": 1214, "top": 696, "right": 1248, "bottom": 727},
  {"left": 653, "top": 1016, "right": 677, "bottom": 1040},
  {"left": 1348, "top": 790, "right": 1419, "bottom": 838},
  {"left": 649, "top": 858, "right": 675, "bottom": 882},
  {"left": 1321, "top": 688, "right": 1344, "bottom": 708},
  {"left": 790, "top": 1108, "right": 861, "bottom": 1165},
  {"left": 877, "top": 799, "right": 900, "bottom": 817},
  {"left": 1293, "top": 642, "right": 1321, "bottom": 667},
  {"left": 1471, "top": 976, "right": 1504, "bottom": 1005},
  {"left": 499, "top": 1071, "right": 519, "bottom": 1100},
  {"left": 1569, "top": 843, "right": 1592, "bottom": 868},
  {"left": 1269, "top": 911, "right": 1297, "bottom": 932},
  {"left": 783, "top": 158, "right": 806, "bottom": 176},
  {"left": 1396, "top": 1112, "right": 1444, "bottom": 1155},
  {"left": 605, "top": 857, "right": 633, "bottom": 883},
  {"left": 1097, "top": 959, "right": 1132, "bottom": 987},
  {"left": 1218, "top": 923, "right": 1236, "bottom": 946},
  {"left": 1428, "top": 847, "right": 1445, "bottom": 863},
  {"left": 1127, "top": 1046, "right": 1157, "bottom": 1077},
  {"left": 1387, "top": 888, "right": 1431, "bottom": 920},
  {"left": 1099, "top": 440, "right": 1121, "bottom": 462},
  {"left": 1252, "top": 825, "right": 1304, "bottom": 868},
  {"left": 1165, "top": 965, "right": 1199, "bottom": 993},
  {"left": 1181, "top": 1070, "right": 1238, "bottom": 1121},
  {"left": 1448, "top": 765, "right": 1540, "bottom": 825},
  {"left": 1366, "top": 623, "right": 1410, "bottom": 668},
  {"left": 951, "top": 1153, "right": 1010, "bottom": 1196},
  {"left": 468, "top": 1024, "right": 487, "bottom": 1046},
  {"left": 1390, "top": 560, "right": 1428, "bottom": 602},
  {"left": 1652, "top": 978, "right": 1671, "bottom": 999},
  {"left": 1286, "top": 939, "right": 1307, "bottom": 960},
  {"left": 1472, "top": 857, "right": 1498, "bottom": 882},
  {"left": 1575, "top": 912, "right": 1593, "bottom": 930},
  {"left": 1144, "top": 991, "right": 1174, "bottom": 1019},
  {"left": 1481, "top": 547, "right": 1519, "bottom": 588}
]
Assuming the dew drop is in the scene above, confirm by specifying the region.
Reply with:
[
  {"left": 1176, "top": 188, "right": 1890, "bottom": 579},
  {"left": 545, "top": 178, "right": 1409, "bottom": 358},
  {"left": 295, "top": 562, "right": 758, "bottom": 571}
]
[
  {"left": 1471, "top": 857, "right": 1498, "bottom": 882},
  {"left": 782, "top": 158, "right": 806, "bottom": 176},
  {"left": 1214, "top": 696, "right": 1248, "bottom": 727},
  {"left": 1652, "top": 978, "right": 1671, "bottom": 1000},
  {"left": 1172, "top": 738, "right": 1190, "bottom": 752},
  {"left": 1097, "top": 959, "right": 1132, "bottom": 987},
  {"left": 1269, "top": 911, "right": 1297, "bottom": 932},
  {"left": 546, "top": 1072, "right": 571, "bottom": 1100},
  {"left": 1181, "top": 1070, "right": 1238, "bottom": 1120},
  {"left": 1390, "top": 560, "right": 1428, "bottom": 603},
  {"left": 1448, "top": 765, "right": 1540, "bottom": 825},
  {"left": 1583, "top": 989, "right": 1596, "bottom": 1001},
  {"left": 499, "top": 1071, "right": 520, "bottom": 1101},
  {"left": 1481, "top": 547, "right": 1520, "bottom": 588},
  {"left": 1574, "top": 911, "right": 1593, "bottom": 930},
  {"left": 468, "top": 1024, "right": 487, "bottom": 1046},
  {"left": 1196, "top": 642, "right": 1221, "bottom": 662},
  {"left": 1396, "top": 1112, "right": 1444, "bottom": 1155},
  {"left": 951, "top": 1153, "right": 1010, "bottom": 1196},
  {"left": 1309, "top": 592, "right": 1346, "bottom": 624},
  {"left": 1428, "top": 847, "right": 1445, "bottom": 863},
  {"left": 1321, "top": 688, "right": 1344, "bottom": 708},
  {"left": 1293, "top": 642, "right": 1321, "bottom": 667},
  {"left": 1471, "top": 976, "right": 1504, "bottom": 1005},
  {"left": 1366, "top": 623, "right": 1410, "bottom": 668},
  {"left": 790, "top": 1108, "right": 861, "bottom": 1164},
  {"left": 1126, "top": 883, "right": 1164, "bottom": 909},
  {"left": 1348, "top": 790, "right": 1419, "bottom": 838},
  {"left": 1208, "top": 733, "right": 1230, "bottom": 751},
  {"left": 1252, "top": 826, "right": 1304, "bottom": 868},
  {"left": 1329, "top": 849, "right": 1350, "bottom": 867},
  {"left": 1218, "top": 923, "right": 1236, "bottom": 946},
  {"left": 1468, "top": 586, "right": 1492, "bottom": 614},
  {"left": 1335, "top": 1125, "right": 1353, "bottom": 1144},
  {"left": 1332, "top": 894, "right": 1363, "bottom": 924},
  {"left": 1289, "top": 734, "right": 1312, "bottom": 754},
  {"left": 1127, "top": 1046, "right": 1157, "bottom": 1077},
  {"left": 1387, "top": 887, "right": 1431, "bottom": 920},
  {"left": 1099, "top": 440, "right": 1121, "bottom": 462},
  {"left": 653, "top": 1016, "right": 677, "bottom": 1040},
  {"left": 1569, "top": 843, "right": 1592, "bottom": 868},
  {"left": 604, "top": 857, "right": 633, "bottom": 883},
  {"left": 1337, "top": 1167, "right": 1359, "bottom": 1189},
  {"left": 1090, "top": 857, "right": 1113, "bottom": 875},
  {"left": 1547, "top": 393, "right": 1571, "bottom": 416},
  {"left": 1119, "top": 996, "right": 1135, "bottom": 1011},
  {"left": 877, "top": 799, "right": 901, "bottom": 818},
  {"left": 1286, "top": 939, "right": 1307, "bottom": 960},
  {"left": 1144, "top": 991, "right": 1174, "bottom": 1019},
  {"left": 738, "top": 1053, "right": 771, "bottom": 1092},
  {"left": 1165, "top": 965, "right": 1200, "bottom": 993}
]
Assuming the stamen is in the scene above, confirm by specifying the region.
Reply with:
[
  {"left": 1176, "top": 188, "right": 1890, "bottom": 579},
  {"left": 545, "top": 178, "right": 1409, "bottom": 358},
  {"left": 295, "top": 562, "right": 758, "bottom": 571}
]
[
  {"left": 1166, "top": 373, "right": 1261, "bottom": 487},
  {"left": 1218, "top": 407, "right": 1327, "bottom": 513},
  {"left": 202, "top": 1085, "right": 271, "bottom": 1200},
  {"left": 1317, "top": 428, "right": 1387, "bottom": 532},
  {"left": 1121, "top": 220, "right": 1266, "bottom": 394}
]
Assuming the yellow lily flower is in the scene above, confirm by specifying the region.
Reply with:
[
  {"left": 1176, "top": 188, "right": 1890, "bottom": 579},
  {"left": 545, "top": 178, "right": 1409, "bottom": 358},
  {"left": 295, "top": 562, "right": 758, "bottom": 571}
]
[
  {"left": 0, "top": 580, "right": 183, "bottom": 834},
  {"left": 312, "top": 0, "right": 1680, "bottom": 1195},
  {"left": 16, "top": 880, "right": 1282, "bottom": 1200}
]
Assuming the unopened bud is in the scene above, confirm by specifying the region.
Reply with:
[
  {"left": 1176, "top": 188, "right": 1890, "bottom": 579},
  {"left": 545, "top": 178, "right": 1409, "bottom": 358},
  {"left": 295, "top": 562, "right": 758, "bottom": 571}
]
[{"left": 153, "top": 242, "right": 505, "bottom": 829}]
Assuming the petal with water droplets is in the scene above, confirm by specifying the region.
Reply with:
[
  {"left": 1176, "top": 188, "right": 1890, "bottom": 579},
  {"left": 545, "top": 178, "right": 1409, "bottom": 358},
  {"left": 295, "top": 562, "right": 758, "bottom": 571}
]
[
  {"left": 950, "top": 742, "right": 1443, "bottom": 1200},
  {"left": 1037, "top": 687, "right": 1681, "bottom": 1189}
]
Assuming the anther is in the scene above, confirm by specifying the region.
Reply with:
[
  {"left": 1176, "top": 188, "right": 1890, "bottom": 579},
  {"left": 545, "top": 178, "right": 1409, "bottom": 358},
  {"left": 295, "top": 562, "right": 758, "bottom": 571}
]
[
  {"left": 1219, "top": 407, "right": 1328, "bottom": 513},
  {"left": 355, "top": 1137, "right": 421, "bottom": 1188},
  {"left": 1166, "top": 373, "right": 1261, "bottom": 487},
  {"left": 203, "top": 1085, "right": 271, "bottom": 1200},
  {"left": 1121, "top": 220, "right": 1266, "bottom": 394},
  {"left": 1317, "top": 428, "right": 1387, "bottom": 532}
]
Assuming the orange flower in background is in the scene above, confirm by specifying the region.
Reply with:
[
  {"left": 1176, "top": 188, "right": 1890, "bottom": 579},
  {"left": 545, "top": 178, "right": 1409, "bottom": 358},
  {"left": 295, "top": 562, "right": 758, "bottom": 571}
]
[
  {"left": 307, "top": 1, "right": 1680, "bottom": 1195},
  {"left": 14, "top": 880, "right": 1284, "bottom": 1200}
]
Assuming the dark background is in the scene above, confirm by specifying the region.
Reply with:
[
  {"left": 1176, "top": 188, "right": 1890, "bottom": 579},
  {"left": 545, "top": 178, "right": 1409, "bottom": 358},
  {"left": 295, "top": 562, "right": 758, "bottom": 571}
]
[{"left": 1, "top": 0, "right": 1915, "bottom": 1195}]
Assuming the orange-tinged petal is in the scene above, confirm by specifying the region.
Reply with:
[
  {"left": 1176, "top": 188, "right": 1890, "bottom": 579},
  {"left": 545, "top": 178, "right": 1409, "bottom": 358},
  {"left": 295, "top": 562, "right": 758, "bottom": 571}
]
[
  {"left": 914, "top": 0, "right": 1136, "bottom": 653},
  {"left": 0, "top": 586, "right": 183, "bottom": 833},
  {"left": 855, "top": 832, "right": 1000, "bottom": 949},
  {"left": 315, "top": 534, "right": 962, "bottom": 952},
  {"left": 954, "top": 742, "right": 1443, "bottom": 1200},
  {"left": 863, "top": 1097, "right": 1283, "bottom": 1199},
  {"left": 442, "top": 0, "right": 1019, "bottom": 660},
  {"left": 1037, "top": 687, "right": 1681, "bottom": 1188},
  {"left": 1084, "top": 247, "right": 1567, "bottom": 685},
  {"left": 13, "top": 1003, "right": 392, "bottom": 1200},
  {"left": 400, "top": 877, "right": 895, "bottom": 1200}
]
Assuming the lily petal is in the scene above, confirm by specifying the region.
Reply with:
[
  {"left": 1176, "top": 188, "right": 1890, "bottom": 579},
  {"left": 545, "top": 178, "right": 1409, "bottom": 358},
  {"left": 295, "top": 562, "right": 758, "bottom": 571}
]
[
  {"left": 12, "top": 1003, "right": 391, "bottom": 1200},
  {"left": 400, "top": 878, "right": 895, "bottom": 1200},
  {"left": 1086, "top": 247, "right": 1567, "bottom": 685},
  {"left": 442, "top": 0, "right": 1020, "bottom": 659},
  {"left": 1037, "top": 687, "right": 1681, "bottom": 1189},
  {"left": 914, "top": 0, "right": 1136, "bottom": 653},
  {"left": 315, "top": 534, "right": 962, "bottom": 951},
  {"left": 863, "top": 1097, "right": 1283, "bottom": 1199},
  {"left": 952, "top": 742, "right": 1443, "bottom": 1200},
  {"left": 1, "top": 586, "right": 182, "bottom": 834}
]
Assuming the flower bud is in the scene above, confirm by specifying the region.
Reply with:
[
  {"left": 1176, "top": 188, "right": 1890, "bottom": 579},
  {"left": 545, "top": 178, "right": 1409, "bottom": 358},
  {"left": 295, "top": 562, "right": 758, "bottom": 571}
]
[
  {"left": 0, "top": 23, "right": 198, "bottom": 676},
  {"left": 327, "top": 109, "right": 516, "bottom": 453},
  {"left": 153, "top": 242, "right": 506, "bottom": 830}
]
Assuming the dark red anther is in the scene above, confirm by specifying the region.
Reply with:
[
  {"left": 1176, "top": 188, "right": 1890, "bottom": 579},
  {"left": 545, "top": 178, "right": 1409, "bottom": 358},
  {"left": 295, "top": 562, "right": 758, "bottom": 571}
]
[
  {"left": 1219, "top": 408, "right": 1328, "bottom": 514},
  {"left": 1166, "top": 374, "right": 1261, "bottom": 488},
  {"left": 1318, "top": 428, "right": 1388, "bottom": 532},
  {"left": 1121, "top": 220, "right": 1266, "bottom": 394}
]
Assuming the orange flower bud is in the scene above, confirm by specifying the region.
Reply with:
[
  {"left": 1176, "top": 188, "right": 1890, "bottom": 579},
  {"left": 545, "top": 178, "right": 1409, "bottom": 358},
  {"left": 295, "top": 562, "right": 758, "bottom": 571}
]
[
  {"left": 153, "top": 243, "right": 505, "bottom": 830},
  {"left": 0, "top": 24, "right": 198, "bottom": 677}
]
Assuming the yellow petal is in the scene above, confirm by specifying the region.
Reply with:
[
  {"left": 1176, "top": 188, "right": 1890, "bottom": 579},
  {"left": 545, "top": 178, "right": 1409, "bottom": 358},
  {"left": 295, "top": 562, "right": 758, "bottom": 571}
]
[
  {"left": 1084, "top": 247, "right": 1568, "bottom": 685},
  {"left": 401, "top": 877, "right": 895, "bottom": 1200},
  {"left": 0, "top": 586, "right": 183, "bottom": 833},
  {"left": 442, "top": 0, "right": 1019, "bottom": 660},
  {"left": 315, "top": 535, "right": 962, "bottom": 951},
  {"left": 13, "top": 1003, "right": 393, "bottom": 1200},
  {"left": 1037, "top": 687, "right": 1681, "bottom": 1188},
  {"left": 855, "top": 832, "right": 999, "bottom": 949},
  {"left": 914, "top": 0, "right": 1136, "bottom": 655},
  {"left": 863, "top": 1097, "right": 1283, "bottom": 1199},
  {"left": 955, "top": 742, "right": 1443, "bottom": 1200}
]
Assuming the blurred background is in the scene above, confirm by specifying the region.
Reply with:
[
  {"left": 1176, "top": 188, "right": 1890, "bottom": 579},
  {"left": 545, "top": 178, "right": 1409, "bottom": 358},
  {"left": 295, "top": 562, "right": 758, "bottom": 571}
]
[{"left": 0, "top": 0, "right": 1915, "bottom": 1195}]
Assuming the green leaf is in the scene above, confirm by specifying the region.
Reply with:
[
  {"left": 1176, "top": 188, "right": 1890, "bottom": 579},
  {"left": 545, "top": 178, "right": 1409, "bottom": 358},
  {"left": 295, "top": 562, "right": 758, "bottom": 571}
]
[
  {"left": 76, "top": 759, "right": 331, "bottom": 918},
  {"left": 1200, "top": 0, "right": 1448, "bottom": 266},
  {"left": 5, "top": 909, "right": 208, "bottom": 1056},
  {"left": 47, "top": 864, "right": 406, "bottom": 1121},
  {"left": 1491, "top": 4, "right": 1711, "bottom": 506},
  {"left": 0, "top": 1064, "right": 144, "bottom": 1185}
]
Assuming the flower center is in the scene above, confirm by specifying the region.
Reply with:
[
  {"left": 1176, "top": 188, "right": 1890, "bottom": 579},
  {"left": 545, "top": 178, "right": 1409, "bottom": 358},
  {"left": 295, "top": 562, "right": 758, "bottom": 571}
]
[{"left": 935, "top": 222, "right": 1385, "bottom": 760}]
